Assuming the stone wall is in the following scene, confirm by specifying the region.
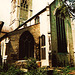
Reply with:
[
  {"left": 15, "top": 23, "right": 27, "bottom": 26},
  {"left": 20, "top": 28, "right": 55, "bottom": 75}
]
[
  {"left": 7, "top": 24, "right": 40, "bottom": 63},
  {"left": 20, "top": 0, "right": 32, "bottom": 24},
  {"left": 50, "top": 0, "right": 74, "bottom": 66}
]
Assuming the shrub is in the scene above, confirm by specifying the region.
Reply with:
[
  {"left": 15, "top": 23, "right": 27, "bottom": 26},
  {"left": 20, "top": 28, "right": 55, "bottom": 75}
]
[
  {"left": 24, "top": 57, "right": 47, "bottom": 75},
  {"left": 6, "top": 65, "right": 24, "bottom": 75},
  {"left": 0, "top": 58, "right": 47, "bottom": 75},
  {"left": 24, "top": 57, "right": 28, "bottom": 60},
  {"left": 25, "top": 67, "right": 47, "bottom": 75},
  {"left": 0, "top": 65, "right": 3, "bottom": 72},
  {"left": 53, "top": 66, "right": 75, "bottom": 75},
  {"left": 25, "top": 57, "right": 38, "bottom": 70},
  {"left": 0, "top": 64, "right": 25, "bottom": 75}
]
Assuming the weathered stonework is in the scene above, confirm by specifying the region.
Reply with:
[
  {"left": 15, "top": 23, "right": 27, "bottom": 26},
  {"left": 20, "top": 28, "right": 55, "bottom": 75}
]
[
  {"left": 0, "top": 0, "right": 75, "bottom": 67},
  {"left": 50, "top": 0, "right": 74, "bottom": 66},
  {"left": 6, "top": 24, "right": 40, "bottom": 63},
  {"left": 20, "top": 0, "right": 32, "bottom": 24}
]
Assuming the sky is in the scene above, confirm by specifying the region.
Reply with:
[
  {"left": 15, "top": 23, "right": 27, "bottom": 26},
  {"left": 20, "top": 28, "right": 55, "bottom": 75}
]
[
  {"left": 0, "top": 0, "right": 53, "bottom": 26},
  {"left": 0, "top": 0, "right": 74, "bottom": 26},
  {"left": 0, "top": 0, "right": 11, "bottom": 26}
]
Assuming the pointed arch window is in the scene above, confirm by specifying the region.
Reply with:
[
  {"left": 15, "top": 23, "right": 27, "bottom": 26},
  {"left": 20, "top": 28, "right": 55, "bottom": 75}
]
[
  {"left": 22, "top": 0, "right": 25, "bottom": 3},
  {"left": 35, "top": 16, "right": 40, "bottom": 24},
  {"left": 56, "top": 10, "right": 67, "bottom": 53},
  {"left": 25, "top": 0, "right": 27, "bottom": 4},
  {"left": 41, "top": 35, "right": 45, "bottom": 46},
  {"left": 26, "top": 5, "right": 28, "bottom": 9},
  {"left": 21, "top": 0, "right": 28, "bottom": 8},
  {"left": 41, "top": 35, "right": 46, "bottom": 59}
]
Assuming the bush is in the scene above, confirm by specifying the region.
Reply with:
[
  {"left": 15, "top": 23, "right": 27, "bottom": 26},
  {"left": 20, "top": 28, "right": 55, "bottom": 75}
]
[
  {"left": 53, "top": 66, "right": 75, "bottom": 75},
  {"left": 25, "top": 57, "right": 38, "bottom": 70},
  {"left": 25, "top": 67, "right": 47, "bottom": 75},
  {"left": 24, "top": 57, "right": 28, "bottom": 60},
  {"left": 24, "top": 57, "right": 47, "bottom": 75},
  {"left": 0, "top": 65, "right": 3, "bottom": 72},
  {"left": 0, "top": 64, "right": 25, "bottom": 75},
  {"left": 0, "top": 58, "right": 47, "bottom": 75},
  {"left": 6, "top": 65, "right": 24, "bottom": 75}
]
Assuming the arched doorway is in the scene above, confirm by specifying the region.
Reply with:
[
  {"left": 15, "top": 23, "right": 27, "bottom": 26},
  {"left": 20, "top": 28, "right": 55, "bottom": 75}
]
[{"left": 19, "top": 31, "right": 34, "bottom": 59}]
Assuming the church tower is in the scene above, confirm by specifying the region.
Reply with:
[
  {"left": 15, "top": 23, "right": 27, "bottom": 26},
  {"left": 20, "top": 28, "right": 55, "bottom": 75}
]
[
  {"left": 10, "top": 0, "right": 32, "bottom": 31},
  {"left": 20, "top": 0, "right": 32, "bottom": 24}
]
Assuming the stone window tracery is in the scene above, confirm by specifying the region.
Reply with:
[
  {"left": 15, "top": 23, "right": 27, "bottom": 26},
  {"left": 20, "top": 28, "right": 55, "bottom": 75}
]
[
  {"left": 56, "top": 10, "right": 67, "bottom": 53},
  {"left": 35, "top": 16, "right": 40, "bottom": 24},
  {"left": 21, "top": 0, "right": 28, "bottom": 10},
  {"left": 41, "top": 35, "right": 46, "bottom": 59}
]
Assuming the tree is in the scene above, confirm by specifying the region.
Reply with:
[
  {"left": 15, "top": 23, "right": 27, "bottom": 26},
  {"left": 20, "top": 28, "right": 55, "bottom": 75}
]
[{"left": 62, "top": 0, "right": 75, "bottom": 17}]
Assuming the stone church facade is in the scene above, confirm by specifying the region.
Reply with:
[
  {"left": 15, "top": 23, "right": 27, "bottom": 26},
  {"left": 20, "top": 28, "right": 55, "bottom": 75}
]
[{"left": 0, "top": 0, "right": 75, "bottom": 67}]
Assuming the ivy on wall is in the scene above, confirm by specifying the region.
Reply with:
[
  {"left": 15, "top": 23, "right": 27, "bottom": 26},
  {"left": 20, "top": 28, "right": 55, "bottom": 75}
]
[
  {"left": 58, "top": 4, "right": 69, "bottom": 17},
  {"left": 58, "top": 1, "right": 70, "bottom": 17},
  {"left": 53, "top": 0, "right": 70, "bottom": 17},
  {"left": 59, "top": 0, "right": 75, "bottom": 17}
]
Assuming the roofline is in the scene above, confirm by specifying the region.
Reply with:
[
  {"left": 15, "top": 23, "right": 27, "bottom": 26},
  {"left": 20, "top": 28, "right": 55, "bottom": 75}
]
[
  {"left": 0, "top": 33, "right": 8, "bottom": 41},
  {"left": 0, "top": 21, "right": 4, "bottom": 32},
  {"left": 49, "top": 0, "right": 55, "bottom": 7},
  {"left": 16, "top": 6, "right": 49, "bottom": 30}
]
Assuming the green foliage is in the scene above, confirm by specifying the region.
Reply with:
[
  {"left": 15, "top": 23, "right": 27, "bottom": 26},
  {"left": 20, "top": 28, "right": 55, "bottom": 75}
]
[
  {"left": 60, "top": 5, "right": 69, "bottom": 16},
  {"left": 36, "top": 67, "right": 47, "bottom": 75},
  {"left": 0, "top": 58, "right": 47, "bottom": 75},
  {"left": 56, "top": 54, "right": 69, "bottom": 67},
  {"left": 53, "top": 66, "right": 75, "bottom": 75},
  {"left": 25, "top": 57, "right": 38, "bottom": 71},
  {"left": 0, "top": 65, "right": 3, "bottom": 72},
  {"left": 1, "top": 58, "right": 75, "bottom": 75},
  {"left": 58, "top": 2, "right": 69, "bottom": 17},
  {"left": 0, "top": 64, "right": 25, "bottom": 75},
  {"left": 24, "top": 57, "right": 28, "bottom": 60},
  {"left": 24, "top": 58, "right": 47, "bottom": 75},
  {"left": 25, "top": 67, "right": 47, "bottom": 75},
  {"left": 53, "top": 69, "right": 61, "bottom": 75},
  {"left": 6, "top": 66, "right": 24, "bottom": 75}
]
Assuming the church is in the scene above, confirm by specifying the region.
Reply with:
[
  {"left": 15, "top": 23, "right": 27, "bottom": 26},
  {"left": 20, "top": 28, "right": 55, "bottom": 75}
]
[{"left": 0, "top": 0, "right": 75, "bottom": 67}]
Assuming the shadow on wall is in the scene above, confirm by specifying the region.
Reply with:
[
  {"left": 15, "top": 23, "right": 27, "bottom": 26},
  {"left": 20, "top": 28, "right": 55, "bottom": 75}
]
[
  {"left": 52, "top": 53, "right": 70, "bottom": 67},
  {"left": 19, "top": 31, "right": 34, "bottom": 60},
  {"left": 0, "top": 21, "right": 4, "bottom": 32},
  {"left": 6, "top": 41, "right": 18, "bottom": 63}
]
